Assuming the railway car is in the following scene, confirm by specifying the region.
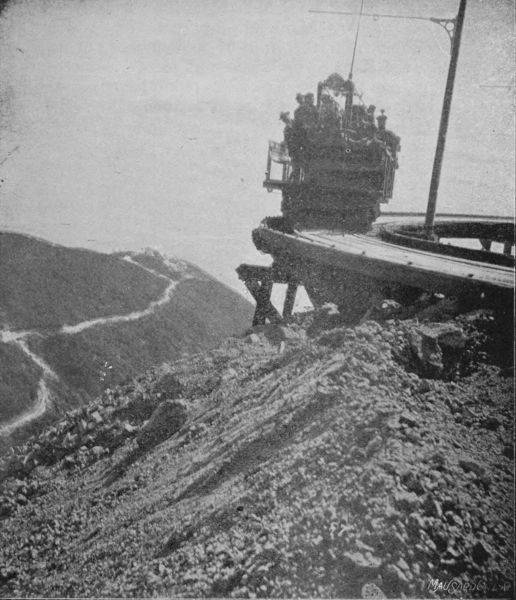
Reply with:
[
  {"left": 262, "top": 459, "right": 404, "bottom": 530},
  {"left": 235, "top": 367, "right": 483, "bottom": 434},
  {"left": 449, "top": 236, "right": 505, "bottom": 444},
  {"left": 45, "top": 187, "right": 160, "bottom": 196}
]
[
  {"left": 239, "top": 0, "right": 513, "bottom": 326},
  {"left": 264, "top": 73, "right": 400, "bottom": 232}
]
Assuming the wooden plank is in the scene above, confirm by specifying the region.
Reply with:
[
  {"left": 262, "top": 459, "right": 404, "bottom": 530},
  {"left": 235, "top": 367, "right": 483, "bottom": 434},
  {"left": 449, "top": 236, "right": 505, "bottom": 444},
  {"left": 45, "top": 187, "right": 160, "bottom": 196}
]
[{"left": 236, "top": 264, "right": 273, "bottom": 282}]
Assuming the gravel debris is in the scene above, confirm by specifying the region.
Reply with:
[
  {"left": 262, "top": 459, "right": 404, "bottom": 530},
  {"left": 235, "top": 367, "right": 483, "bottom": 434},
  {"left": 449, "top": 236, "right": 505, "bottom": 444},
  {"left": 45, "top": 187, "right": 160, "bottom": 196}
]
[{"left": 0, "top": 311, "right": 513, "bottom": 598}]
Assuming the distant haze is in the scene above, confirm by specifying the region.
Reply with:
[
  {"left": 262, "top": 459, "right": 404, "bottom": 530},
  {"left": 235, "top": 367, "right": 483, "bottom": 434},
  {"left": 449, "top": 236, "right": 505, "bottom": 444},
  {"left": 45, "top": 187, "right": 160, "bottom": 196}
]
[{"left": 0, "top": 0, "right": 514, "bottom": 295}]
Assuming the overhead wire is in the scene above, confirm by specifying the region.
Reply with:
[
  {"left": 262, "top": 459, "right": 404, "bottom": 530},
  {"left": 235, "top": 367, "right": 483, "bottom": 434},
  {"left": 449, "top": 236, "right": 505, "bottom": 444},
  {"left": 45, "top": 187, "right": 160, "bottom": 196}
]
[
  {"left": 348, "top": 0, "right": 365, "bottom": 79},
  {"left": 309, "top": 9, "right": 441, "bottom": 23}
]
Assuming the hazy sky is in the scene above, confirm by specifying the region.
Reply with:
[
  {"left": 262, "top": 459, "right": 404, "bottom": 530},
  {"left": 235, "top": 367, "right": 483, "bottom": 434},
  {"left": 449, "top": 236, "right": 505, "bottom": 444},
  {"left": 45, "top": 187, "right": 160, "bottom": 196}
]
[{"left": 0, "top": 0, "right": 514, "bottom": 293}]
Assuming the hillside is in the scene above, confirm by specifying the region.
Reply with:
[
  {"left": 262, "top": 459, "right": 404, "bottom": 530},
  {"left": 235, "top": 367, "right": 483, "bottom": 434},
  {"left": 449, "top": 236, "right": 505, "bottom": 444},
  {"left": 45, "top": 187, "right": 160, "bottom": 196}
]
[
  {"left": 0, "top": 309, "right": 513, "bottom": 598},
  {"left": 0, "top": 343, "right": 42, "bottom": 423},
  {"left": 0, "top": 233, "right": 167, "bottom": 331},
  {"left": 0, "top": 233, "right": 253, "bottom": 427},
  {"left": 27, "top": 277, "right": 255, "bottom": 405}
]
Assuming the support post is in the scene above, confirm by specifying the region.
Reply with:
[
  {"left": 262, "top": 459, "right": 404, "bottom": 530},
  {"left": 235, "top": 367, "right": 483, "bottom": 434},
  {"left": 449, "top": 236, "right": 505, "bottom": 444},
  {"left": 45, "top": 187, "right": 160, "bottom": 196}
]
[
  {"left": 237, "top": 264, "right": 299, "bottom": 326},
  {"left": 265, "top": 144, "right": 272, "bottom": 183},
  {"left": 283, "top": 282, "right": 298, "bottom": 318},
  {"left": 244, "top": 279, "right": 283, "bottom": 326}
]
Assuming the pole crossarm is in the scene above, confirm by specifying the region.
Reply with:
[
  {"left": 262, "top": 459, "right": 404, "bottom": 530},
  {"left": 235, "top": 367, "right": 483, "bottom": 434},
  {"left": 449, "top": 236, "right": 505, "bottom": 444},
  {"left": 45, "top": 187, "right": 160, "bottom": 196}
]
[
  {"left": 309, "top": 9, "right": 457, "bottom": 50},
  {"left": 429, "top": 17, "right": 456, "bottom": 46}
]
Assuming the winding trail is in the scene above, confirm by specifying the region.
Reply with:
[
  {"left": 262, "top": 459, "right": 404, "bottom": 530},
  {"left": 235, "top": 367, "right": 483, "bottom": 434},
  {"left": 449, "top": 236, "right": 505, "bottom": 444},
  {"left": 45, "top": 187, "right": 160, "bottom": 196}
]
[
  {"left": 60, "top": 278, "right": 178, "bottom": 335},
  {"left": 0, "top": 333, "right": 58, "bottom": 436},
  {"left": 0, "top": 254, "right": 184, "bottom": 435}
]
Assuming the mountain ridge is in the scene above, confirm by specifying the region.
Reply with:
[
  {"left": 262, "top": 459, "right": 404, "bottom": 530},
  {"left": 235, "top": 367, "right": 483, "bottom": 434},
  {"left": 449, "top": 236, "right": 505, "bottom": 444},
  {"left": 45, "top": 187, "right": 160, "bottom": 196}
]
[{"left": 0, "top": 232, "right": 253, "bottom": 431}]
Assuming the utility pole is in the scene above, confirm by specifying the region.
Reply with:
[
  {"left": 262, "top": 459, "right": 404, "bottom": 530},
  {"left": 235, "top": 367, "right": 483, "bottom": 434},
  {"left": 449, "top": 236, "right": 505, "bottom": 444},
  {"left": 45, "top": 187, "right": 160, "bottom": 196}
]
[
  {"left": 310, "top": 0, "right": 469, "bottom": 237},
  {"left": 424, "top": 0, "right": 467, "bottom": 238}
]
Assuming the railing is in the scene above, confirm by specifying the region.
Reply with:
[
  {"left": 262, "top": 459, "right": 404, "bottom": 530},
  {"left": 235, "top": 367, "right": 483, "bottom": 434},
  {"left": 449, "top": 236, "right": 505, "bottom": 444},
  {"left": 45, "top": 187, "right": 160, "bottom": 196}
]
[{"left": 264, "top": 140, "right": 292, "bottom": 190}]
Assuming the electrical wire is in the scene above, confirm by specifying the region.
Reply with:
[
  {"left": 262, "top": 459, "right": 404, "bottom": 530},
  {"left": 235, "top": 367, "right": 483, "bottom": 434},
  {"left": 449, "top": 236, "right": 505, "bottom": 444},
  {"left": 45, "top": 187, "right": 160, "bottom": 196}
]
[
  {"left": 309, "top": 9, "right": 441, "bottom": 22},
  {"left": 348, "top": 0, "right": 365, "bottom": 79}
]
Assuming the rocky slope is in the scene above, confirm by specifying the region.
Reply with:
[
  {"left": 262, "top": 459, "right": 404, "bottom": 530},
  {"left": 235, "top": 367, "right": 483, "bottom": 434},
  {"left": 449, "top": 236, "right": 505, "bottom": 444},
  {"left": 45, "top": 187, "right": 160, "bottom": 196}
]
[
  {"left": 0, "top": 308, "right": 513, "bottom": 598},
  {"left": 0, "top": 233, "right": 253, "bottom": 428}
]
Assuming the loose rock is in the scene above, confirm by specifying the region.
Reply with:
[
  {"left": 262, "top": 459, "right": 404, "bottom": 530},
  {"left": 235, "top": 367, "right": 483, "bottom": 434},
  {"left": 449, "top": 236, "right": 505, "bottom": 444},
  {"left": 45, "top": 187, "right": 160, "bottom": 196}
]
[{"left": 136, "top": 400, "right": 187, "bottom": 449}]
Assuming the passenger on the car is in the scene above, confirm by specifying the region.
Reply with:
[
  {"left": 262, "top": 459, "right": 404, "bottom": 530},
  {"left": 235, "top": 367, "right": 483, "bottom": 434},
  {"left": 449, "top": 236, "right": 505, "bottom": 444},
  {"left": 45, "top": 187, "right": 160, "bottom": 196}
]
[
  {"left": 303, "top": 93, "right": 319, "bottom": 136},
  {"left": 281, "top": 111, "right": 303, "bottom": 180}
]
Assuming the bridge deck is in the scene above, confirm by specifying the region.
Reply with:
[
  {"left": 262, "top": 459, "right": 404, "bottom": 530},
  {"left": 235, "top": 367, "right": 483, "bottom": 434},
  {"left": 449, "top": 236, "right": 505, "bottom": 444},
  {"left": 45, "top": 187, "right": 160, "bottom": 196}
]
[{"left": 253, "top": 225, "right": 514, "bottom": 298}]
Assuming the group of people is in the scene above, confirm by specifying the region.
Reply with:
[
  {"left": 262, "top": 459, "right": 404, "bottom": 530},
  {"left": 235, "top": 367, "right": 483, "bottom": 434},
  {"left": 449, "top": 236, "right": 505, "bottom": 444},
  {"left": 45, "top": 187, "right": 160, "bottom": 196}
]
[
  {"left": 279, "top": 93, "right": 318, "bottom": 174},
  {"left": 279, "top": 91, "right": 383, "bottom": 180}
]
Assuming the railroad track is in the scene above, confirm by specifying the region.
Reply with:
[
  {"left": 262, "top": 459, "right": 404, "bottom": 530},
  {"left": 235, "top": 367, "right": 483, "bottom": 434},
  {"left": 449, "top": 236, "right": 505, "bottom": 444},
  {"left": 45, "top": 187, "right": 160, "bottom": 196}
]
[{"left": 239, "top": 217, "right": 514, "bottom": 325}]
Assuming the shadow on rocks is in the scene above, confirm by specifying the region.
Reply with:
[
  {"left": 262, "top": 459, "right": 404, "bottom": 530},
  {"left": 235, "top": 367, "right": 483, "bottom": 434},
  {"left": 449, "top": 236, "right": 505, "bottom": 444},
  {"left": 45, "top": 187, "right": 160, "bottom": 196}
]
[{"left": 103, "top": 399, "right": 188, "bottom": 487}]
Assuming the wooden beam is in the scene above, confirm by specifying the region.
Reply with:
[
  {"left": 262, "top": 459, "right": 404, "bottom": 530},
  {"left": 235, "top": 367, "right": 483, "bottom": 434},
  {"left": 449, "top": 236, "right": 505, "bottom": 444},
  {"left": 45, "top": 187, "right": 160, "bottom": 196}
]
[
  {"left": 283, "top": 282, "right": 298, "bottom": 317},
  {"left": 243, "top": 278, "right": 283, "bottom": 326},
  {"left": 236, "top": 264, "right": 273, "bottom": 282},
  {"left": 237, "top": 263, "right": 302, "bottom": 325}
]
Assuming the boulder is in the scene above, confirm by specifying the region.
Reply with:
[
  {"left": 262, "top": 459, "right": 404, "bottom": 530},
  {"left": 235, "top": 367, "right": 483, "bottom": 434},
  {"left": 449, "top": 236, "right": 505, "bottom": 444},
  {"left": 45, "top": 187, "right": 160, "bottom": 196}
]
[
  {"left": 471, "top": 539, "right": 491, "bottom": 565},
  {"left": 361, "top": 582, "right": 387, "bottom": 599},
  {"left": 91, "top": 446, "right": 106, "bottom": 458},
  {"left": 393, "top": 490, "right": 421, "bottom": 511},
  {"left": 423, "top": 494, "right": 443, "bottom": 518},
  {"left": 137, "top": 400, "right": 187, "bottom": 449},
  {"left": 90, "top": 411, "right": 103, "bottom": 424},
  {"left": 342, "top": 551, "right": 382, "bottom": 571},
  {"left": 221, "top": 367, "right": 238, "bottom": 382},
  {"left": 308, "top": 303, "right": 342, "bottom": 334},
  {"left": 399, "top": 412, "right": 419, "bottom": 428},
  {"left": 482, "top": 415, "right": 501, "bottom": 430},
  {"left": 409, "top": 323, "right": 466, "bottom": 377},
  {"left": 401, "top": 470, "right": 425, "bottom": 495},
  {"left": 458, "top": 458, "right": 486, "bottom": 478}
]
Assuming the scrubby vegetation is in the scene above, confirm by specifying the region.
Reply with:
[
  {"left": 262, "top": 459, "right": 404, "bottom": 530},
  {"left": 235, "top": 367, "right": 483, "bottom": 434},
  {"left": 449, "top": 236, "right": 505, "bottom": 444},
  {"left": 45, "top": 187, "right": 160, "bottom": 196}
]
[
  {"left": 0, "top": 233, "right": 167, "bottom": 330},
  {"left": 0, "top": 234, "right": 253, "bottom": 425},
  {"left": 0, "top": 343, "right": 41, "bottom": 422},
  {"left": 28, "top": 278, "right": 256, "bottom": 402}
]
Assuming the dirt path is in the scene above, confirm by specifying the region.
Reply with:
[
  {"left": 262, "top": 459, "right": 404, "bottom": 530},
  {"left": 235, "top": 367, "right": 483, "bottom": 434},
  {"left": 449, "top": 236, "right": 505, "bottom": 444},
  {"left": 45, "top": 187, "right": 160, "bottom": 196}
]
[
  {"left": 1, "top": 255, "right": 182, "bottom": 434},
  {"left": 0, "top": 378, "right": 52, "bottom": 436},
  {"left": 60, "top": 279, "right": 178, "bottom": 335},
  {"left": 0, "top": 333, "right": 58, "bottom": 436}
]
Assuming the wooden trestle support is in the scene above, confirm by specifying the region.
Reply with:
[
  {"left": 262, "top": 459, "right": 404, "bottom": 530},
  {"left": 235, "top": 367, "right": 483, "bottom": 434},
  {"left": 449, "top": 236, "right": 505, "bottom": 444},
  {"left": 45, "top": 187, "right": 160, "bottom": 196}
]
[
  {"left": 238, "top": 218, "right": 514, "bottom": 327},
  {"left": 236, "top": 264, "right": 299, "bottom": 326}
]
